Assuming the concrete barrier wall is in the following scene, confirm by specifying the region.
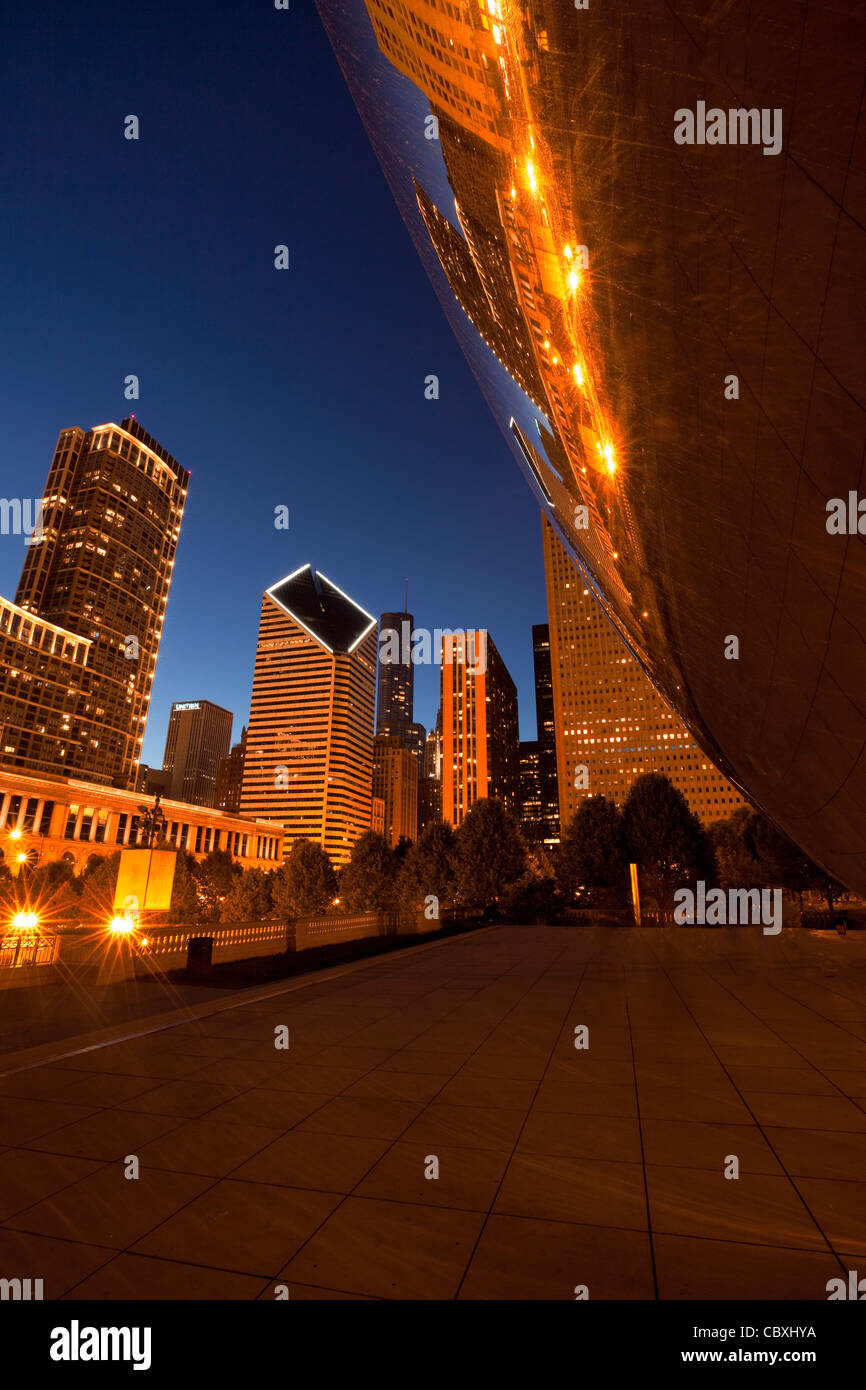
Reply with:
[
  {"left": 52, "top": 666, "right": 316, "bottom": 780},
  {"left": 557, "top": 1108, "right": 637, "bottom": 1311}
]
[
  {"left": 293, "top": 912, "right": 396, "bottom": 950},
  {"left": 0, "top": 908, "right": 451, "bottom": 989}
]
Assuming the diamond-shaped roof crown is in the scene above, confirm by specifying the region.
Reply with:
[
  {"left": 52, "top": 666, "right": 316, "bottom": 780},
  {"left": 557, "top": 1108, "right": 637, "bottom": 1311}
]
[{"left": 266, "top": 565, "right": 375, "bottom": 654}]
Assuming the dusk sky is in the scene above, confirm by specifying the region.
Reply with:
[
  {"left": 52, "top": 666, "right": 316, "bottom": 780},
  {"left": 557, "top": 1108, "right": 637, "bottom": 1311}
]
[{"left": 0, "top": 0, "right": 548, "bottom": 765}]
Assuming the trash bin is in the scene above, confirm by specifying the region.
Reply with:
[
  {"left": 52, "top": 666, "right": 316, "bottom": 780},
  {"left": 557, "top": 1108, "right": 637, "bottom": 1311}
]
[{"left": 186, "top": 935, "right": 213, "bottom": 976}]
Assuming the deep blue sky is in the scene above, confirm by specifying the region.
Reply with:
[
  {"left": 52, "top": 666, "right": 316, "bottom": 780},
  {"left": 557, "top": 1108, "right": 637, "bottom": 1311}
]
[{"left": 0, "top": 0, "right": 548, "bottom": 763}]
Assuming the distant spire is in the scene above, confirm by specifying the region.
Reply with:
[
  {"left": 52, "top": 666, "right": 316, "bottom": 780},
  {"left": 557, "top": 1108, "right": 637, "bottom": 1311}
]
[{"left": 403, "top": 578, "right": 408, "bottom": 614}]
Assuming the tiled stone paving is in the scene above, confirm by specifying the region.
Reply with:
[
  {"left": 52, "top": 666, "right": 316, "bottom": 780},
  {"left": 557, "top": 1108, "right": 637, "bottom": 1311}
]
[{"left": 1, "top": 925, "right": 865, "bottom": 1300}]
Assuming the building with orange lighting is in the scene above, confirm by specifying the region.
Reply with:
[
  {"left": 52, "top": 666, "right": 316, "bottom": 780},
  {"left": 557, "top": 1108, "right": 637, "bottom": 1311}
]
[
  {"left": 373, "top": 733, "right": 418, "bottom": 847},
  {"left": 321, "top": 0, "right": 866, "bottom": 892},
  {"left": 543, "top": 519, "right": 745, "bottom": 831},
  {"left": 440, "top": 630, "right": 519, "bottom": 825},
  {"left": 2, "top": 418, "right": 187, "bottom": 790},
  {"left": 0, "top": 763, "right": 282, "bottom": 877},
  {"left": 240, "top": 565, "right": 378, "bottom": 868}
]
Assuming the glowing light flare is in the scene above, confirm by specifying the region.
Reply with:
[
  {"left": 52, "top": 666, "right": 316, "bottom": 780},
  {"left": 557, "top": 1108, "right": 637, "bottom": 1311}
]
[
  {"left": 572, "top": 362, "right": 584, "bottom": 387},
  {"left": 526, "top": 161, "right": 538, "bottom": 194},
  {"left": 8, "top": 828, "right": 22, "bottom": 840},
  {"left": 11, "top": 911, "right": 39, "bottom": 930},
  {"left": 108, "top": 916, "right": 136, "bottom": 935},
  {"left": 567, "top": 269, "right": 580, "bottom": 292}
]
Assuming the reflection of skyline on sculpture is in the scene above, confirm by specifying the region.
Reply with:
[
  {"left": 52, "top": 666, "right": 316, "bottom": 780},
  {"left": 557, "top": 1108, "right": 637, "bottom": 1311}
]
[{"left": 317, "top": 0, "right": 866, "bottom": 894}]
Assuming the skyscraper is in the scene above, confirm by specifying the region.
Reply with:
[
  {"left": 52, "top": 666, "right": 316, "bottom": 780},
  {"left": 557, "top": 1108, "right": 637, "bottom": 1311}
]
[
  {"left": 4, "top": 418, "right": 187, "bottom": 788},
  {"left": 518, "top": 740, "right": 542, "bottom": 843},
  {"left": 532, "top": 623, "right": 560, "bottom": 845},
  {"left": 417, "top": 710, "right": 443, "bottom": 834},
  {"left": 240, "top": 565, "right": 377, "bottom": 867},
  {"left": 440, "top": 631, "right": 519, "bottom": 826},
  {"left": 161, "top": 700, "right": 233, "bottom": 808},
  {"left": 373, "top": 732, "right": 418, "bottom": 848},
  {"left": 215, "top": 725, "right": 247, "bottom": 814},
  {"left": 543, "top": 519, "right": 745, "bottom": 830},
  {"left": 376, "top": 610, "right": 414, "bottom": 737}
]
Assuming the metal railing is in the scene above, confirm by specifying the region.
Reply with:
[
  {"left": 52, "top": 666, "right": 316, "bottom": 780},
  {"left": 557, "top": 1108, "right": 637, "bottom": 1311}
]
[{"left": 0, "top": 931, "right": 59, "bottom": 969}]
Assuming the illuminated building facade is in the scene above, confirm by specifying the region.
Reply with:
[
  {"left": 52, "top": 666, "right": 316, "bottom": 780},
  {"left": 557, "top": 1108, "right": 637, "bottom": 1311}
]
[
  {"left": 240, "top": 565, "right": 377, "bottom": 867},
  {"left": 215, "top": 726, "right": 247, "bottom": 814},
  {"left": 319, "top": 0, "right": 866, "bottom": 892},
  {"left": 518, "top": 740, "right": 542, "bottom": 842},
  {"left": 532, "top": 621, "right": 559, "bottom": 844},
  {"left": 373, "top": 732, "right": 418, "bottom": 847},
  {"left": 0, "top": 763, "right": 282, "bottom": 877},
  {"left": 0, "top": 597, "right": 92, "bottom": 777},
  {"left": 377, "top": 610, "right": 414, "bottom": 734},
  {"left": 440, "top": 630, "right": 519, "bottom": 825},
  {"left": 6, "top": 418, "right": 187, "bottom": 790},
  {"left": 417, "top": 710, "right": 443, "bottom": 833},
  {"left": 161, "top": 700, "right": 233, "bottom": 808},
  {"left": 544, "top": 519, "right": 745, "bottom": 830}
]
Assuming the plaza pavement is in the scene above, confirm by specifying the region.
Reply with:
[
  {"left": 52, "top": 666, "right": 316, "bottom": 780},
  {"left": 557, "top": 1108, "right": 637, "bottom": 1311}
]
[{"left": 1, "top": 924, "right": 865, "bottom": 1300}]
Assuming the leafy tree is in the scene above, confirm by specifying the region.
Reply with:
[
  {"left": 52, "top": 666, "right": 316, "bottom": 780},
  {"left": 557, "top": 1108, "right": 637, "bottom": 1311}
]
[
  {"left": 272, "top": 839, "right": 337, "bottom": 917},
  {"left": 711, "top": 805, "right": 848, "bottom": 918},
  {"left": 454, "top": 798, "right": 526, "bottom": 913},
  {"left": 78, "top": 851, "right": 121, "bottom": 922},
  {"left": 340, "top": 832, "right": 398, "bottom": 912},
  {"left": 164, "top": 850, "right": 201, "bottom": 924},
  {"left": 16, "top": 857, "right": 83, "bottom": 924},
  {"left": 196, "top": 849, "right": 240, "bottom": 921},
  {"left": 556, "top": 795, "right": 628, "bottom": 904},
  {"left": 498, "top": 870, "right": 560, "bottom": 923},
  {"left": 397, "top": 821, "right": 457, "bottom": 918},
  {"left": 709, "top": 806, "right": 761, "bottom": 889},
  {"left": 622, "top": 773, "right": 715, "bottom": 920},
  {"left": 749, "top": 811, "right": 846, "bottom": 914},
  {"left": 221, "top": 867, "right": 273, "bottom": 922}
]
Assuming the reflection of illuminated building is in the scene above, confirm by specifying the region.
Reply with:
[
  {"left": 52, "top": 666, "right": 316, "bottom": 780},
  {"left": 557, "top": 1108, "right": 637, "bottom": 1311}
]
[
  {"left": 3, "top": 419, "right": 187, "bottom": 789},
  {"left": 416, "top": 178, "right": 545, "bottom": 406},
  {"left": 544, "top": 518, "right": 744, "bottom": 830},
  {"left": 440, "top": 631, "right": 518, "bottom": 825},
  {"left": 240, "top": 565, "right": 377, "bottom": 868},
  {"left": 365, "top": 0, "right": 508, "bottom": 150},
  {"left": 320, "top": 0, "right": 866, "bottom": 891}
]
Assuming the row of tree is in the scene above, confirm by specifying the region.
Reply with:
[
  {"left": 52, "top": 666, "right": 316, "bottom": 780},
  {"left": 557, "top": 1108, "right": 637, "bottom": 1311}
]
[
  {"left": 557, "top": 774, "right": 845, "bottom": 918},
  {"left": 1, "top": 773, "right": 847, "bottom": 928}
]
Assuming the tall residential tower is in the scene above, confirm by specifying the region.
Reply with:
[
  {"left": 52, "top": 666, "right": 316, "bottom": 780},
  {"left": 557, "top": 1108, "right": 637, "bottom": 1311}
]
[{"left": 1, "top": 418, "right": 187, "bottom": 787}]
